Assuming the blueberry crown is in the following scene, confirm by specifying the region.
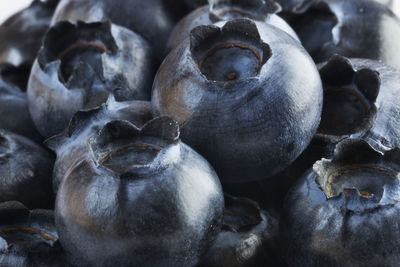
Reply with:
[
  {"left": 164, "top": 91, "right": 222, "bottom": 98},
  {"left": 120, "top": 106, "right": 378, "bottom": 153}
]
[
  {"left": 38, "top": 21, "right": 118, "bottom": 85},
  {"left": 0, "top": 201, "right": 58, "bottom": 251},
  {"left": 190, "top": 19, "right": 271, "bottom": 83},
  {"left": 313, "top": 138, "right": 400, "bottom": 210},
  {"left": 45, "top": 94, "right": 115, "bottom": 152},
  {"left": 320, "top": 54, "right": 381, "bottom": 100},
  {"left": 317, "top": 54, "right": 380, "bottom": 136},
  {"left": 222, "top": 194, "right": 263, "bottom": 233},
  {"left": 88, "top": 117, "right": 180, "bottom": 169}
]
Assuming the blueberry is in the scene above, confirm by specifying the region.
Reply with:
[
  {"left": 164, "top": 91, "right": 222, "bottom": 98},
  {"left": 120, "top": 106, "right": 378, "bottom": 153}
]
[
  {"left": 0, "top": 0, "right": 59, "bottom": 68},
  {"left": 28, "top": 20, "right": 154, "bottom": 138},
  {"left": 54, "top": 117, "right": 224, "bottom": 266},
  {"left": 296, "top": 54, "right": 400, "bottom": 175},
  {"left": 0, "top": 201, "right": 70, "bottom": 266},
  {"left": 290, "top": 0, "right": 400, "bottom": 70},
  {"left": 52, "top": 0, "right": 177, "bottom": 62},
  {"left": 0, "top": 63, "right": 42, "bottom": 142},
  {"left": 152, "top": 19, "right": 323, "bottom": 183},
  {"left": 200, "top": 194, "right": 284, "bottom": 267},
  {"left": 281, "top": 138, "right": 400, "bottom": 266},
  {"left": 0, "top": 129, "right": 54, "bottom": 209}
]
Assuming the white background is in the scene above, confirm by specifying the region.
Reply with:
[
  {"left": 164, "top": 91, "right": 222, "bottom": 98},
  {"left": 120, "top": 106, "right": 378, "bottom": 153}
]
[{"left": 0, "top": 1, "right": 32, "bottom": 24}]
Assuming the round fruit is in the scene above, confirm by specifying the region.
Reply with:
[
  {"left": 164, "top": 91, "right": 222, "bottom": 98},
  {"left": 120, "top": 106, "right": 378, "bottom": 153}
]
[
  {"left": 0, "top": 0, "right": 59, "bottom": 68},
  {"left": 291, "top": 0, "right": 400, "bottom": 70},
  {"left": 152, "top": 19, "right": 323, "bottom": 183},
  {"left": 0, "top": 63, "right": 42, "bottom": 142},
  {"left": 0, "top": 129, "right": 54, "bottom": 209},
  {"left": 55, "top": 117, "right": 224, "bottom": 266},
  {"left": 200, "top": 194, "right": 283, "bottom": 267},
  {"left": 281, "top": 138, "right": 400, "bottom": 266},
  {"left": 52, "top": 0, "right": 177, "bottom": 61},
  {"left": 0, "top": 201, "right": 69, "bottom": 266},
  {"left": 28, "top": 20, "right": 154, "bottom": 138}
]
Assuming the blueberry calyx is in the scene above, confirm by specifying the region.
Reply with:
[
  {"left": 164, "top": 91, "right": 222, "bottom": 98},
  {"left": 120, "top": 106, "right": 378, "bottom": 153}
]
[
  {"left": 38, "top": 20, "right": 117, "bottom": 85},
  {"left": 313, "top": 138, "right": 400, "bottom": 211},
  {"left": 190, "top": 19, "right": 271, "bottom": 83},
  {"left": 318, "top": 54, "right": 380, "bottom": 137},
  {"left": 89, "top": 117, "right": 179, "bottom": 173}
]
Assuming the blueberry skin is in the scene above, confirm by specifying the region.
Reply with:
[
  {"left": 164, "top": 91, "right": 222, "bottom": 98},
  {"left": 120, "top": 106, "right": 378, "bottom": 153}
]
[
  {"left": 28, "top": 21, "right": 154, "bottom": 138},
  {"left": 0, "top": 130, "right": 54, "bottom": 209},
  {"left": 152, "top": 19, "right": 323, "bottom": 183},
  {"left": 291, "top": 0, "right": 400, "bottom": 70},
  {"left": 0, "top": 64, "right": 42, "bottom": 142},
  {"left": 52, "top": 0, "right": 177, "bottom": 61},
  {"left": 0, "top": 0, "right": 59, "bottom": 68},
  {"left": 167, "top": 0, "right": 298, "bottom": 51},
  {"left": 55, "top": 117, "right": 224, "bottom": 267},
  {"left": 200, "top": 195, "right": 284, "bottom": 267},
  {"left": 0, "top": 201, "right": 70, "bottom": 267},
  {"left": 281, "top": 138, "right": 400, "bottom": 266},
  {"left": 46, "top": 95, "right": 153, "bottom": 193}
]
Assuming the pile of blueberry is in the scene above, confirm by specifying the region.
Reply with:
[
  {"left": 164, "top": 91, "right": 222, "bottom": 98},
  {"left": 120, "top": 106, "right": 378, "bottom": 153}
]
[{"left": 1, "top": 0, "right": 400, "bottom": 266}]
